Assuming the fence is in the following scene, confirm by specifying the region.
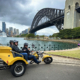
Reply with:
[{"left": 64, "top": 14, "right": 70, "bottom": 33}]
[
  {"left": 1, "top": 43, "right": 77, "bottom": 51},
  {"left": 29, "top": 44, "right": 77, "bottom": 51}
]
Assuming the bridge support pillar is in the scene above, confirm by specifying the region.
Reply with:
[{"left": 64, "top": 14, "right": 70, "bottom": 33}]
[
  {"left": 64, "top": 0, "right": 80, "bottom": 29},
  {"left": 56, "top": 24, "right": 62, "bottom": 30}
]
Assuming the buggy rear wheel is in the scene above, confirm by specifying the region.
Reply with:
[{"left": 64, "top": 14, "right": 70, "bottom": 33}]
[{"left": 10, "top": 62, "right": 26, "bottom": 77}]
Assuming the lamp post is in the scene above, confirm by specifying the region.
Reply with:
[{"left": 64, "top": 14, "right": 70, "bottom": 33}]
[{"left": 72, "top": 36, "right": 73, "bottom": 40}]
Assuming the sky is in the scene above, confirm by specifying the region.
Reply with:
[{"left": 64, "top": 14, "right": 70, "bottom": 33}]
[{"left": 0, "top": 0, "right": 66, "bottom": 36}]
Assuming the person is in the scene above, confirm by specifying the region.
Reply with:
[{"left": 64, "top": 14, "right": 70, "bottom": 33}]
[
  {"left": 9, "top": 40, "right": 14, "bottom": 48},
  {"left": 12, "top": 40, "right": 28, "bottom": 61},
  {"left": 22, "top": 43, "right": 41, "bottom": 64},
  {"left": 78, "top": 43, "right": 80, "bottom": 47}
]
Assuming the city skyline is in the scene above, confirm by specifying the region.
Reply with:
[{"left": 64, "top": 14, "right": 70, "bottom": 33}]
[
  {"left": 0, "top": 21, "right": 29, "bottom": 33},
  {"left": 0, "top": 21, "right": 31, "bottom": 36},
  {"left": 0, "top": 22, "right": 20, "bottom": 37},
  {"left": 0, "top": 21, "right": 33, "bottom": 35}
]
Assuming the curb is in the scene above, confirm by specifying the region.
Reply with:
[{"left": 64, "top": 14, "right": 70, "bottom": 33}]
[{"left": 44, "top": 53, "right": 80, "bottom": 60}]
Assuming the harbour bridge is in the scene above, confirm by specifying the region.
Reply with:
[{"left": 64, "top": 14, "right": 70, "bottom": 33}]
[{"left": 30, "top": 7, "right": 80, "bottom": 33}]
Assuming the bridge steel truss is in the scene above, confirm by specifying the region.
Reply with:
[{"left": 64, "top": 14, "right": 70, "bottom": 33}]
[{"left": 30, "top": 8, "right": 64, "bottom": 33}]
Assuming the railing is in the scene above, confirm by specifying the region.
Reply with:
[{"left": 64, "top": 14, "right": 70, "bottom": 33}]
[
  {"left": 1, "top": 43, "right": 77, "bottom": 51},
  {"left": 29, "top": 44, "right": 77, "bottom": 51}
]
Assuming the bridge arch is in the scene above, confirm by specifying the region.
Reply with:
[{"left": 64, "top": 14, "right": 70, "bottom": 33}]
[{"left": 30, "top": 8, "right": 64, "bottom": 33}]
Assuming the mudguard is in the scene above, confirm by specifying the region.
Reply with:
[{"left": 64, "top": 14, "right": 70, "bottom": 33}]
[
  {"left": 7, "top": 57, "right": 28, "bottom": 66},
  {"left": 42, "top": 55, "right": 52, "bottom": 61}
]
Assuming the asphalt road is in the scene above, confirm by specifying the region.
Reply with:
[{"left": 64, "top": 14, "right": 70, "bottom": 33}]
[{"left": 0, "top": 63, "right": 80, "bottom": 80}]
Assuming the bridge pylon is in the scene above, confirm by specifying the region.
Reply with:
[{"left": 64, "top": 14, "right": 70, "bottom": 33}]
[{"left": 64, "top": 0, "right": 80, "bottom": 29}]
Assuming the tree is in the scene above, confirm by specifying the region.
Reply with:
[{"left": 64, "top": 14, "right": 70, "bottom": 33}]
[
  {"left": 40, "top": 35, "right": 45, "bottom": 39},
  {"left": 26, "top": 34, "right": 35, "bottom": 38},
  {"left": 49, "top": 35, "right": 52, "bottom": 38},
  {"left": 51, "top": 27, "right": 80, "bottom": 39},
  {"left": 36, "top": 35, "right": 39, "bottom": 39}
]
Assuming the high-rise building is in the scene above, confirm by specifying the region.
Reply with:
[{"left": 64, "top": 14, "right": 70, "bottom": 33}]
[
  {"left": 21, "top": 29, "right": 28, "bottom": 34},
  {"left": 28, "top": 28, "right": 30, "bottom": 34},
  {"left": 6, "top": 28, "right": 9, "bottom": 36},
  {"left": 9, "top": 27, "right": 13, "bottom": 37},
  {"left": 35, "top": 32, "right": 37, "bottom": 35},
  {"left": 0, "top": 30, "right": 2, "bottom": 33},
  {"left": 2, "top": 22, "right": 6, "bottom": 33},
  {"left": 13, "top": 28, "right": 19, "bottom": 36},
  {"left": 25, "top": 29, "right": 28, "bottom": 34},
  {"left": 14, "top": 28, "right": 17, "bottom": 36},
  {"left": 16, "top": 29, "right": 19, "bottom": 35}
]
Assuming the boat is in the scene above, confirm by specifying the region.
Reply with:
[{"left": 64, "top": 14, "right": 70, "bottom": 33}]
[{"left": 0, "top": 32, "right": 7, "bottom": 37}]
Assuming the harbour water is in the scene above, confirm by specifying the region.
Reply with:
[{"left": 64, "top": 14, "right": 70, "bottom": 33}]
[{"left": 0, "top": 37, "right": 77, "bottom": 51}]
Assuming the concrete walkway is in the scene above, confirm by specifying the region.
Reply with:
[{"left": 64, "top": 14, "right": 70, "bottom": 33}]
[
  {"left": 0, "top": 64, "right": 80, "bottom": 80},
  {"left": 50, "top": 55, "right": 80, "bottom": 66}
]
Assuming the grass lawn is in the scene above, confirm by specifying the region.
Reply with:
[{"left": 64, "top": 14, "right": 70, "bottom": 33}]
[
  {"left": 74, "top": 39, "right": 80, "bottom": 40},
  {"left": 46, "top": 50, "right": 80, "bottom": 59}
]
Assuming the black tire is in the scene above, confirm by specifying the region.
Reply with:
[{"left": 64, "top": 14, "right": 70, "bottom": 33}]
[
  {"left": 44, "top": 57, "right": 53, "bottom": 64},
  {"left": 10, "top": 62, "right": 26, "bottom": 77}
]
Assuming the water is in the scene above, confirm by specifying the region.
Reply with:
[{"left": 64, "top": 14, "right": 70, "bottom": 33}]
[{"left": 0, "top": 37, "right": 77, "bottom": 51}]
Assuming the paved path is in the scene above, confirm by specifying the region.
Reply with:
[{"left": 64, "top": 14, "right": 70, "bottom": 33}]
[
  {"left": 51, "top": 55, "right": 80, "bottom": 66},
  {"left": 0, "top": 55, "right": 80, "bottom": 80},
  {"left": 0, "top": 63, "right": 80, "bottom": 80},
  {"left": 0, "top": 54, "right": 80, "bottom": 80}
]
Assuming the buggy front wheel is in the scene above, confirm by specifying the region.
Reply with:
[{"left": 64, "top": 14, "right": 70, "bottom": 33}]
[{"left": 44, "top": 57, "right": 53, "bottom": 64}]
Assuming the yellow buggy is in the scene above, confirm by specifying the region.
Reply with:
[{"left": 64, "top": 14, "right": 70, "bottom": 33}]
[{"left": 0, "top": 46, "right": 53, "bottom": 77}]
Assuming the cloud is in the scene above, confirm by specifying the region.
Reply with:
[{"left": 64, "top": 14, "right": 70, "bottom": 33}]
[
  {"left": 0, "top": 0, "right": 66, "bottom": 35},
  {"left": 0, "top": 0, "right": 32, "bottom": 25},
  {"left": 0, "top": 0, "right": 65, "bottom": 25},
  {"left": 36, "top": 26, "right": 59, "bottom": 36}
]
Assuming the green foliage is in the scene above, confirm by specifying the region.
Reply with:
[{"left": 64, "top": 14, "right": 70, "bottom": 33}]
[
  {"left": 35, "top": 35, "right": 39, "bottom": 39},
  {"left": 40, "top": 35, "right": 45, "bottom": 39},
  {"left": 52, "top": 27, "right": 80, "bottom": 39},
  {"left": 15, "top": 34, "right": 28, "bottom": 37},
  {"left": 49, "top": 35, "right": 52, "bottom": 38},
  {"left": 21, "top": 34, "right": 28, "bottom": 37},
  {"left": 52, "top": 33, "right": 59, "bottom": 37},
  {"left": 26, "top": 33, "right": 35, "bottom": 38},
  {"left": 16, "top": 33, "right": 35, "bottom": 38},
  {"left": 16, "top": 35, "right": 20, "bottom": 37}
]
